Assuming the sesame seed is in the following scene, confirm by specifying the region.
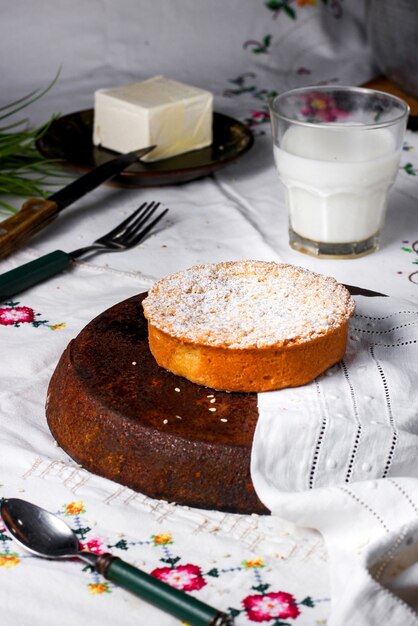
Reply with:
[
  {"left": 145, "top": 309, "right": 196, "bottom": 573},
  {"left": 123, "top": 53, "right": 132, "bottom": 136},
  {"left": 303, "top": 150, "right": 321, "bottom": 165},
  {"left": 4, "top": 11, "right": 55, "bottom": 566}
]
[
  {"left": 210, "top": 398, "right": 216, "bottom": 403},
  {"left": 176, "top": 415, "right": 182, "bottom": 420},
  {"left": 163, "top": 419, "right": 168, "bottom": 424},
  {"left": 207, "top": 394, "right": 214, "bottom": 398},
  {"left": 209, "top": 407, "right": 216, "bottom": 412},
  {"left": 220, "top": 418, "right": 228, "bottom": 422},
  {"left": 174, "top": 387, "right": 180, "bottom": 392},
  {"left": 132, "top": 361, "right": 137, "bottom": 365}
]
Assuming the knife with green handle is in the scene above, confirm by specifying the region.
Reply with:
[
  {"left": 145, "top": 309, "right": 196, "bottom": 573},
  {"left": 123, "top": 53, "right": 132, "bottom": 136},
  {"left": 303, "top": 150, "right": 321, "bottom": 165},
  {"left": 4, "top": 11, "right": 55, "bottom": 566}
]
[{"left": 0, "top": 145, "right": 155, "bottom": 260}]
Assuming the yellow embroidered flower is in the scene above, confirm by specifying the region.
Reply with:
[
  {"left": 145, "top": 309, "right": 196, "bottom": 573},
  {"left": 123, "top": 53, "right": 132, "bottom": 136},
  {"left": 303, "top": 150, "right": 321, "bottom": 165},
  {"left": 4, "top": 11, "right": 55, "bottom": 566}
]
[
  {"left": 152, "top": 533, "right": 173, "bottom": 546},
  {"left": 310, "top": 97, "right": 328, "bottom": 110},
  {"left": 242, "top": 557, "right": 264, "bottom": 569},
  {"left": 64, "top": 500, "right": 85, "bottom": 516},
  {"left": 88, "top": 582, "right": 111, "bottom": 595},
  {"left": 49, "top": 323, "right": 66, "bottom": 331},
  {"left": 0, "top": 553, "right": 20, "bottom": 568}
]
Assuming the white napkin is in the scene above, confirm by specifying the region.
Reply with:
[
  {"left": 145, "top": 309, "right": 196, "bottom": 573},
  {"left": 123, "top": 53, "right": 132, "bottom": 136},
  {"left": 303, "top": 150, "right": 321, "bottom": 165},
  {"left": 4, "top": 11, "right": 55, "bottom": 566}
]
[{"left": 252, "top": 295, "right": 418, "bottom": 625}]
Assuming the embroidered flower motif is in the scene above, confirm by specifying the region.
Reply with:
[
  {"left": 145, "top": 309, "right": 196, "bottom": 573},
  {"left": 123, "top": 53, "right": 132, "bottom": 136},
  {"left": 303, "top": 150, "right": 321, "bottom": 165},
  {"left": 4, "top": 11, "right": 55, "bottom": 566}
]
[
  {"left": 80, "top": 537, "right": 105, "bottom": 555},
  {"left": 88, "top": 582, "right": 111, "bottom": 595},
  {"left": 152, "top": 533, "right": 173, "bottom": 546},
  {"left": 48, "top": 322, "right": 66, "bottom": 331},
  {"left": 0, "top": 301, "right": 57, "bottom": 328},
  {"left": 299, "top": 92, "right": 350, "bottom": 123},
  {"left": 151, "top": 564, "right": 207, "bottom": 592},
  {"left": 296, "top": 67, "right": 311, "bottom": 75},
  {"left": 243, "top": 35, "right": 272, "bottom": 55},
  {"left": 0, "top": 553, "right": 20, "bottom": 568},
  {"left": 0, "top": 305, "right": 35, "bottom": 326},
  {"left": 64, "top": 500, "right": 86, "bottom": 516},
  {"left": 247, "top": 110, "right": 270, "bottom": 128},
  {"left": 266, "top": 0, "right": 342, "bottom": 19},
  {"left": 243, "top": 591, "right": 300, "bottom": 622},
  {"left": 242, "top": 557, "right": 265, "bottom": 569},
  {"left": 403, "top": 162, "right": 417, "bottom": 176}
]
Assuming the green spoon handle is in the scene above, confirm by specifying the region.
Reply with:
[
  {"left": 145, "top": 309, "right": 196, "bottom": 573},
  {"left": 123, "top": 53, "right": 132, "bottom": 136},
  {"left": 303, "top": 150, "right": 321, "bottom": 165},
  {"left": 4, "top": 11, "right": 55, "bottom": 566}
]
[
  {"left": 98, "top": 555, "right": 233, "bottom": 626},
  {"left": 0, "top": 250, "right": 71, "bottom": 301}
]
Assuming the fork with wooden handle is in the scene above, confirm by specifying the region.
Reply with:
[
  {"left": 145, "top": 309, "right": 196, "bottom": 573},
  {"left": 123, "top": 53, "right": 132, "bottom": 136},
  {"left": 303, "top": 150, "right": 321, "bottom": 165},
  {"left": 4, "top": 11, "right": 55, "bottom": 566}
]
[{"left": 0, "top": 201, "right": 168, "bottom": 301}]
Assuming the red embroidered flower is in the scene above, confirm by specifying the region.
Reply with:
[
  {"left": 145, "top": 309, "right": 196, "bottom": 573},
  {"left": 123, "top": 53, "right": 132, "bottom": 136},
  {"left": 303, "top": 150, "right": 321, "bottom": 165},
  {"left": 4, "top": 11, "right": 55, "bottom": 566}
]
[
  {"left": 0, "top": 306, "right": 35, "bottom": 325},
  {"left": 243, "top": 592, "right": 300, "bottom": 622},
  {"left": 151, "top": 564, "right": 206, "bottom": 592},
  {"left": 80, "top": 537, "right": 105, "bottom": 555},
  {"left": 247, "top": 110, "right": 270, "bottom": 128}
]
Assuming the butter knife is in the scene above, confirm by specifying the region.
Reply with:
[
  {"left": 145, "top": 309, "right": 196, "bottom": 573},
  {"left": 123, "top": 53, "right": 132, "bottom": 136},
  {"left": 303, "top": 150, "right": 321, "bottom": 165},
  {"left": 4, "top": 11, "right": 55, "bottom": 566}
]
[{"left": 0, "top": 145, "right": 156, "bottom": 260}]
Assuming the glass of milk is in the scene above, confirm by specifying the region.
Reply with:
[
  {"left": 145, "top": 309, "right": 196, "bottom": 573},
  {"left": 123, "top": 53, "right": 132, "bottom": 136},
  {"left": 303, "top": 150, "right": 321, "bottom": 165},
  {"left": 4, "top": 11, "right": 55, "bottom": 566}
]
[{"left": 270, "top": 86, "right": 409, "bottom": 258}]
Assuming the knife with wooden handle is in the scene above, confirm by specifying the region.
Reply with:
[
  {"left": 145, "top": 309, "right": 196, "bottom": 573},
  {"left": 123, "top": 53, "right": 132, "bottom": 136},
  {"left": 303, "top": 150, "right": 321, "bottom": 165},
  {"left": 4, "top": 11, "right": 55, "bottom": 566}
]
[{"left": 0, "top": 145, "right": 155, "bottom": 260}]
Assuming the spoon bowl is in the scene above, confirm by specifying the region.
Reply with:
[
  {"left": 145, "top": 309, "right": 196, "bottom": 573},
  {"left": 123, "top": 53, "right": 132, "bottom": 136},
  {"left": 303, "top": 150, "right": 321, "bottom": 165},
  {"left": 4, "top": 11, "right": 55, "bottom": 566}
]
[{"left": 1, "top": 497, "right": 81, "bottom": 559}]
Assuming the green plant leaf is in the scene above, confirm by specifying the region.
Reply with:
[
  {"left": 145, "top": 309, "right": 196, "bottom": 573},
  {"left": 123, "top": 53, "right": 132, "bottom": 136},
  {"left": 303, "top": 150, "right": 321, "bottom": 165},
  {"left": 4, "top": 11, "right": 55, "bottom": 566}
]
[{"left": 0, "top": 71, "right": 66, "bottom": 215}]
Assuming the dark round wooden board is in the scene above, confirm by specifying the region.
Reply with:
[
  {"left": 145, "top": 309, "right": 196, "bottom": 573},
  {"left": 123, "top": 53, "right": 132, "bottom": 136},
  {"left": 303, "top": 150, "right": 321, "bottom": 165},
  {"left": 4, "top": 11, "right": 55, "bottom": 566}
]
[{"left": 46, "top": 285, "right": 381, "bottom": 515}]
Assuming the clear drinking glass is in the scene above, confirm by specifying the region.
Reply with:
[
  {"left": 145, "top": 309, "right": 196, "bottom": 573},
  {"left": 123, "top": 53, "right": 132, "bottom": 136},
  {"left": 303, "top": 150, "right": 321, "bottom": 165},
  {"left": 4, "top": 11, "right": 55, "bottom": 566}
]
[{"left": 269, "top": 86, "right": 409, "bottom": 258}]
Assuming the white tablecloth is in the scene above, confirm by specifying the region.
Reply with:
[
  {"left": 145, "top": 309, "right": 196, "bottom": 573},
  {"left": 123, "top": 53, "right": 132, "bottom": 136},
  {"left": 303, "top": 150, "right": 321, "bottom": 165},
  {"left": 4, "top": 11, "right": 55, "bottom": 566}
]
[{"left": 1, "top": 2, "right": 418, "bottom": 624}]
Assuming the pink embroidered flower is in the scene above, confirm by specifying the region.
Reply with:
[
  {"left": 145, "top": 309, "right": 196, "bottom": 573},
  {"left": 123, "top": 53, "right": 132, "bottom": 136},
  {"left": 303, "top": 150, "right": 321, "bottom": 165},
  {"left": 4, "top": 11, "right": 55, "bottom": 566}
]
[
  {"left": 0, "top": 306, "right": 35, "bottom": 326},
  {"left": 151, "top": 564, "right": 206, "bottom": 592},
  {"left": 243, "top": 592, "right": 300, "bottom": 622},
  {"left": 300, "top": 92, "right": 350, "bottom": 123},
  {"left": 247, "top": 110, "right": 270, "bottom": 128},
  {"left": 80, "top": 537, "right": 105, "bottom": 555}
]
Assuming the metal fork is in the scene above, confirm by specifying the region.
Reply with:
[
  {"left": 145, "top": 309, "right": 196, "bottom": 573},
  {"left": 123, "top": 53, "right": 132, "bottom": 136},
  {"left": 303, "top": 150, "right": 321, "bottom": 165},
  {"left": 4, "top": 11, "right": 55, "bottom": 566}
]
[
  {"left": 0, "top": 201, "right": 168, "bottom": 301},
  {"left": 71, "top": 201, "right": 167, "bottom": 258}
]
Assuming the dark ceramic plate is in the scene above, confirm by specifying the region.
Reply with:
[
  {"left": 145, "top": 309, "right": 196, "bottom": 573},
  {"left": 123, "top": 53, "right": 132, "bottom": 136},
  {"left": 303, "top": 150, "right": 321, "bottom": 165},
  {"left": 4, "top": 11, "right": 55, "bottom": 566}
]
[{"left": 36, "top": 109, "right": 254, "bottom": 187}]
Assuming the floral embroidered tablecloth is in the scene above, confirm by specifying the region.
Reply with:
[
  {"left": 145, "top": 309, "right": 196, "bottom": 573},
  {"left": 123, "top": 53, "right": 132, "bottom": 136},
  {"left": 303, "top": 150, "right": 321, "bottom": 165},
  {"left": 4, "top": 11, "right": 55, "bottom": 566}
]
[{"left": 0, "top": 2, "right": 418, "bottom": 625}]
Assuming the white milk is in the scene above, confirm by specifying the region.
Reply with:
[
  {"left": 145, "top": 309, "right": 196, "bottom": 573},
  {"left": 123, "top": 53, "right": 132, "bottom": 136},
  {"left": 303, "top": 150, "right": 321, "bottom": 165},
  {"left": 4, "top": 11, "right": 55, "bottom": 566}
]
[{"left": 274, "top": 125, "right": 401, "bottom": 243}]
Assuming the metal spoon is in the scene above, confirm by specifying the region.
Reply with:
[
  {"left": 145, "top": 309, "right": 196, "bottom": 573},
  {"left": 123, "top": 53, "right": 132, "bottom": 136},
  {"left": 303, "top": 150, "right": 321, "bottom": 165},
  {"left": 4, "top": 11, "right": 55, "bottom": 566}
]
[{"left": 0, "top": 498, "right": 233, "bottom": 626}]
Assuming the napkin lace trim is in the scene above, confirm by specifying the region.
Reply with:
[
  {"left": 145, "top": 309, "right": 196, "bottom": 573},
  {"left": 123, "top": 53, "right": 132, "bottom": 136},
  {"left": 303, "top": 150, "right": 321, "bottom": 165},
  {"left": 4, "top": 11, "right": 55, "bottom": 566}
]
[
  {"left": 355, "top": 310, "right": 418, "bottom": 321},
  {"left": 388, "top": 478, "right": 418, "bottom": 516},
  {"left": 373, "top": 339, "right": 417, "bottom": 348},
  {"left": 338, "top": 486, "right": 389, "bottom": 532},
  {"left": 353, "top": 321, "right": 418, "bottom": 335},
  {"left": 309, "top": 380, "right": 328, "bottom": 489},
  {"left": 369, "top": 345, "right": 398, "bottom": 478},
  {"left": 340, "top": 360, "right": 362, "bottom": 483}
]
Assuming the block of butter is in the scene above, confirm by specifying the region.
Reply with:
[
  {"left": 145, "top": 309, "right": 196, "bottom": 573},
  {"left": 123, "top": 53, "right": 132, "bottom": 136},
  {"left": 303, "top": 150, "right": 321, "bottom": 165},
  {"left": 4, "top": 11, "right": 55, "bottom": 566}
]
[{"left": 93, "top": 76, "right": 213, "bottom": 161}]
